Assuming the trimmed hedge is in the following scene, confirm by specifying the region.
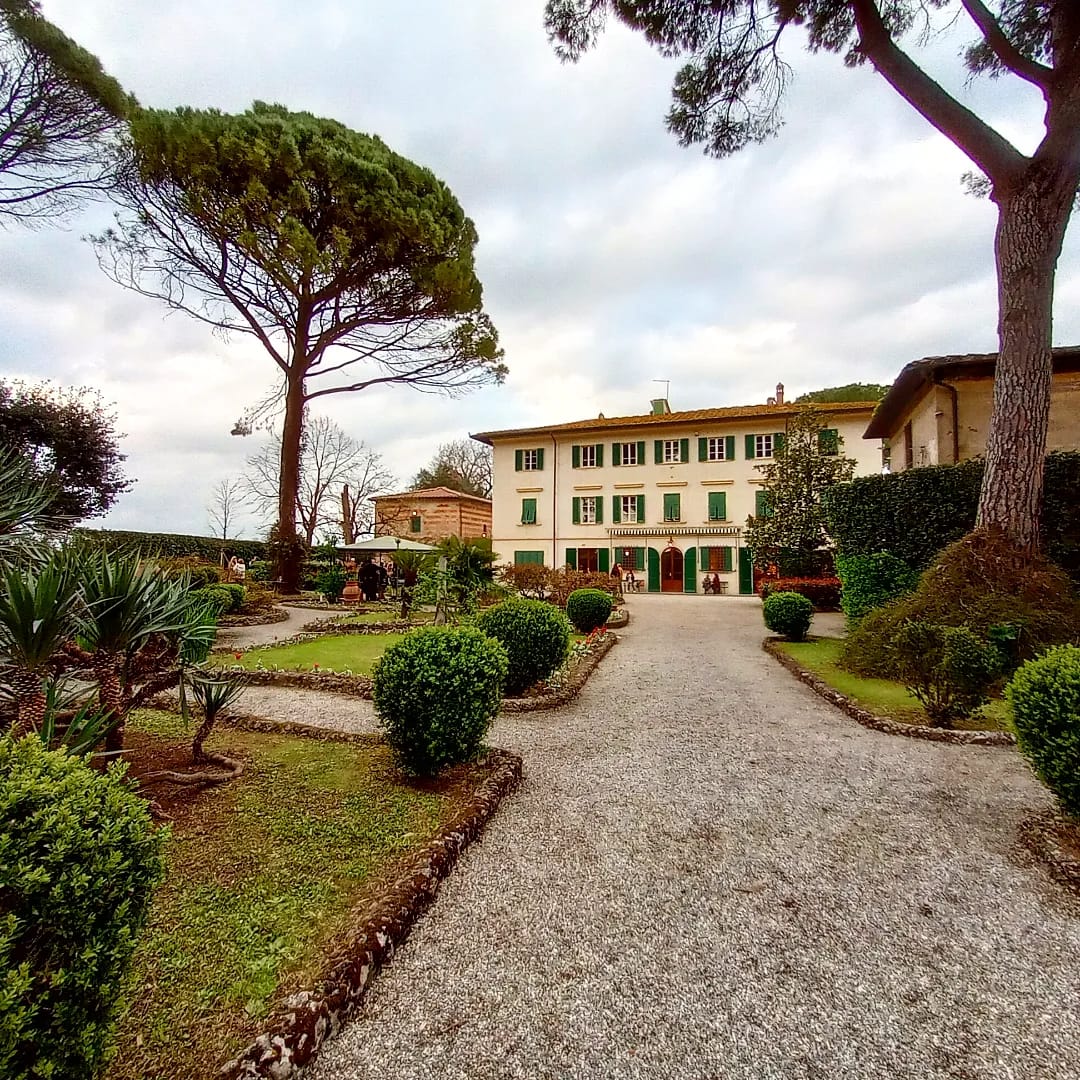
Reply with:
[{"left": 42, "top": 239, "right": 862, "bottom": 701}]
[
  {"left": 0, "top": 736, "right": 166, "bottom": 1079},
  {"left": 475, "top": 598, "right": 571, "bottom": 695},
  {"left": 835, "top": 553, "right": 918, "bottom": 623},
  {"left": 1009, "top": 645, "right": 1080, "bottom": 817},
  {"left": 74, "top": 528, "right": 267, "bottom": 564},
  {"left": 762, "top": 591, "right": 814, "bottom": 641},
  {"left": 566, "top": 588, "right": 613, "bottom": 633},
  {"left": 372, "top": 627, "right": 508, "bottom": 776},
  {"left": 822, "top": 451, "right": 1080, "bottom": 580}
]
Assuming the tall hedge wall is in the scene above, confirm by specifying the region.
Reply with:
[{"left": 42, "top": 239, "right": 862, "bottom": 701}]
[
  {"left": 73, "top": 528, "right": 268, "bottom": 563},
  {"left": 822, "top": 452, "right": 1080, "bottom": 580}
]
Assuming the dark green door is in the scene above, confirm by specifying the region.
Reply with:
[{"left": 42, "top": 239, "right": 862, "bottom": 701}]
[
  {"left": 647, "top": 547, "right": 660, "bottom": 592},
  {"left": 738, "top": 546, "right": 754, "bottom": 595}
]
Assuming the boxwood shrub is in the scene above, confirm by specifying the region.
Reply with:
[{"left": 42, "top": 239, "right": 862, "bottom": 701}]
[
  {"left": 1008, "top": 645, "right": 1080, "bottom": 817},
  {"left": 372, "top": 626, "right": 508, "bottom": 776},
  {"left": 565, "top": 588, "right": 613, "bottom": 633},
  {"left": 762, "top": 591, "right": 814, "bottom": 641},
  {"left": 0, "top": 736, "right": 166, "bottom": 1080},
  {"left": 475, "top": 598, "right": 571, "bottom": 695}
]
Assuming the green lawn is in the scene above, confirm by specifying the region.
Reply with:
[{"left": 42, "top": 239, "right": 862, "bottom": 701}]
[
  {"left": 215, "top": 633, "right": 406, "bottom": 674},
  {"left": 110, "top": 709, "right": 480, "bottom": 1080},
  {"left": 776, "top": 638, "right": 1011, "bottom": 731}
]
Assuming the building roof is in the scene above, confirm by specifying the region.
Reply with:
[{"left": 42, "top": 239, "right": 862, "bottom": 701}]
[
  {"left": 864, "top": 345, "right": 1080, "bottom": 439},
  {"left": 372, "top": 485, "right": 491, "bottom": 504},
  {"left": 471, "top": 399, "right": 877, "bottom": 445}
]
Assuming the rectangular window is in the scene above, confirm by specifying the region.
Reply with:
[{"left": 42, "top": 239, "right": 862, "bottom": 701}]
[
  {"left": 708, "top": 437, "right": 727, "bottom": 461},
  {"left": 523, "top": 448, "right": 539, "bottom": 470},
  {"left": 514, "top": 550, "right": 544, "bottom": 566},
  {"left": 617, "top": 494, "right": 643, "bottom": 522},
  {"left": 701, "top": 546, "right": 734, "bottom": 572},
  {"left": 621, "top": 442, "right": 639, "bottom": 466},
  {"left": 755, "top": 434, "right": 774, "bottom": 459},
  {"left": 580, "top": 496, "right": 596, "bottom": 524},
  {"left": 818, "top": 428, "right": 839, "bottom": 456},
  {"left": 707, "top": 491, "right": 727, "bottom": 521},
  {"left": 521, "top": 498, "right": 537, "bottom": 525},
  {"left": 755, "top": 490, "right": 772, "bottom": 518},
  {"left": 410, "top": 514, "right": 422, "bottom": 533},
  {"left": 664, "top": 439, "right": 681, "bottom": 463},
  {"left": 903, "top": 422, "right": 914, "bottom": 470},
  {"left": 618, "top": 546, "right": 646, "bottom": 572},
  {"left": 581, "top": 444, "right": 597, "bottom": 468},
  {"left": 663, "top": 492, "right": 681, "bottom": 521}
]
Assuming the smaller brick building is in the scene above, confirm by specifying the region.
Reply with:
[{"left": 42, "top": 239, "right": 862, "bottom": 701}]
[{"left": 372, "top": 486, "right": 492, "bottom": 544}]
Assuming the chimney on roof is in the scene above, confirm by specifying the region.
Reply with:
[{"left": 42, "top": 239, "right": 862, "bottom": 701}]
[
  {"left": 775, "top": 382, "right": 785, "bottom": 405},
  {"left": 767, "top": 396, "right": 776, "bottom": 406},
  {"left": 650, "top": 398, "right": 671, "bottom": 415}
]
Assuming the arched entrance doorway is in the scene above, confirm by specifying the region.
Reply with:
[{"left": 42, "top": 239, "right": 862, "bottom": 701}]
[{"left": 660, "top": 545, "right": 683, "bottom": 592}]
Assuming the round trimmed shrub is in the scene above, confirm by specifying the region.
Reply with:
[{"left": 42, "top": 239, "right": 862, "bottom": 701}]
[
  {"left": 218, "top": 582, "right": 245, "bottom": 612},
  {"left": 475, "top": 598, "right": 571, "bottom": 695},
  {"left": 762, "top": 591, "right": 814, "bottom": 641},
  {"left": 372, "top": 626, "right": 508, "bottom": 776},
  {"left": 0, "top": 735, "right": 166, "bottom": 1080},
  {"left": 1008, "top": 645, "right": 1080, "bottom": 817},
  {"left": 191, "top": 585, "right": 230, "bottom": 618},
  {"left": 565, "top": 588, "right": 613, "bottom": 633}
]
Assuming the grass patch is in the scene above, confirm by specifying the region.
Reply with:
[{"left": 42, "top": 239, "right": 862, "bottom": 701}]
[
  {"left": 777, "top": 638, "right": 1010, "bottom": 731},
  {"left": 215, "top": 633, "right": 406, "bottom": 674},
  {"left": 335, "top": 609, "right": 434, "bottom": 626},
  {"left": 108, "top": 710, "right": 486, "bottom": 1080}
]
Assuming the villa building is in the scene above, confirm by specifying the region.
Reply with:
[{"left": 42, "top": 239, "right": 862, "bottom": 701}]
[
  {"left": 372, "top": 486, "right": 492, "bottom": 544},
  {"left": 472, "top": 387, "right": 881, "bottom": 594},
  {"left": 866, "top": 346, "right": 1080, "bottom": 469}
]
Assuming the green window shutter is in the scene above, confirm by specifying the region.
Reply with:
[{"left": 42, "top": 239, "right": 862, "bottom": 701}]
[
  {"left": 683, "top": 546, "right": 697, "bottom": 592},
  {"left": 515, "top": 449, "right": 523, "bottom": 471},
  {"left": 572, "top": 444, "right": 580, "bottom": 469},
  {"left": 636, "top": 440, "right": 645, "bottom": 464},
  {"left": 663, "top": 492, "right": 679, "bottom": 521},
  {"left": 572, "top": 497, "right": 580, "bottom": 525},
  {"left": 565, "top": 548, "right": 577, "bottom": 570},
  {"left": 637, "top": 495, "right": 645, "bottom": 523},
  {"left": 654, "top": 439, "right": 663, "bottom": 464},
  {"left": 725, "top": 435, "right": 735, "bottom": 460},
  {"left": 612, "top": 441, "right": 622, "bottom": 466},
  {"left": 708, "top": 491, "right": 727, "bottom": 521},
  {"left": 595, "top": 443, "right": 604, "bottom": 468},
  {"left": 745, "top": 434, "right": 756, "bottom": 459},
  {"left": 595, "top": 497, "right": 603, "bottom": 525},
  {"left": 773, "top": 432, "right": 785, "bottom": 453},
  {"left": 755, "top": 490, "right": 772, "bottom": 518},
  {"left": 698, "top": 437, "right": 708, "bottom": 462},
  {"left": 699, "top": 546, "right": 709, "bottom": 571},
  {"left": 679, "top": 438, "right": 689, "bottom": 463},
  {"left": 818, "top": 428, "right": 839, "bottom": 455},
  {"left": 633, "top": 546, "right": 646, "bottom": 571},
  {"left": 521, "top": 498, "right": 537, "bottom": 524},
  {"left": 598, "top": 548, "right": 610, "bottom": 573},
  {"left": 536, "top": 447, "right": 545, "bottom": 470},
  {"left": 647, "top": 547, "right": 660, "bottom": 592},
  {"left": 612, "top": 496, "right": 621, "bottom": 524},
  {"left": 723, "top": 546, "right": 734, "bottom": 572}
]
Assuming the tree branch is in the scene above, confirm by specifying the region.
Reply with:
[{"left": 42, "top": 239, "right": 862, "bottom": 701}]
[{"left": 960, "top": 0, "right": 1052, "bottom": 91}]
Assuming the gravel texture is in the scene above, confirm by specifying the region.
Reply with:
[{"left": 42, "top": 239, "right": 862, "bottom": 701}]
[
  {"left": 234, "top": 685, "right": 379, "bottom": 735},
  {"left": 213, "top": 604, "right": 316, "bottom": 650},
  {"left": 302, "top": 594, "right": 1080, "bottom": 1080}
]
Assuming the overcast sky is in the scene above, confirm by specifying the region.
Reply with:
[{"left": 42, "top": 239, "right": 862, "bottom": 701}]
[{"left": 2, "top": 2, "right": 1076, "bottom": 538}]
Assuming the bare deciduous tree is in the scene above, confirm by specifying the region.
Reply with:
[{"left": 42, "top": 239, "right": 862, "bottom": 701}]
[
  {"left": 412, "top": 438, "right": 493, "bottom": 498},
  {"left": 206, "top": 477, "right": 241, "bottom": 543},
  {"left": 243, "top": 415, "right": 394, "bottom": 546}
]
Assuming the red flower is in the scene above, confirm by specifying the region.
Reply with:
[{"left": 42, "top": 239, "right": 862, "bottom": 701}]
[
  {"left": 312, "top": 662, "right": 320, "bottom": 669},
  {"left": 234, "top": 652, "right": 243, "bottom": 661}
]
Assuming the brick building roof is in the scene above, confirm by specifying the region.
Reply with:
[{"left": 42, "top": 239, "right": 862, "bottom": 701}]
[{"left": 373, "top": 486, "right": 491, "bottom": 504}]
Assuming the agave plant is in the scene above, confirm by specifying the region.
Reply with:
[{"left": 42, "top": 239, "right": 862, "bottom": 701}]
[
  {"left": 0, "top": 548, "right": 84, "bottom": 733},
  {"left": 187, "top": 671, "right": 246, "bottom": 763},
  {"left": 33, "top": 677, "right": 119, "bottom": 757}
]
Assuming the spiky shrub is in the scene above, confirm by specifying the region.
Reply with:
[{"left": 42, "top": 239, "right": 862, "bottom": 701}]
[
  {"left": 762, "top": 591, "right": 814, "bottom": 641},
  {"left": 475, "top": 598, "right": 571, "bottom": 695},
  {"left": 892, "top": 621, "right": 1000, "bottom": 727},
  {"left": 0, "top": 736, "right": 166, "bottom": 1080},
  {"left": 372, "top": 627, "right": 507, "bottom": 776},
  {"left": 565, "top": 588, "right": 613, "bottom": 633},
  {"left": 1008, "top": 646, "right": 1080, "bottom": 817}
]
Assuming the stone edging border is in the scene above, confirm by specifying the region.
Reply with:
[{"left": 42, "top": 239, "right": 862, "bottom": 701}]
[
  {"left": 606, "top": 608, "right": 629, "bottom": 628},
  {"left": 301, "top": 617, "right": 415, "bottom": 634},
  {"left": 501, "top": 632, "right": 618, "bottom": 712},
  {"left": 217, "top": 608, "right": 291, "bottom": 628},
  {"left": 217, "top": 733, "right": 522, "bottom": 1078},
  {"left": 762, "top": 638, "right": 1016, "bottom": 747},
  {"left": 1018, "top": 808, "right": 1080, "bottom": 895}
]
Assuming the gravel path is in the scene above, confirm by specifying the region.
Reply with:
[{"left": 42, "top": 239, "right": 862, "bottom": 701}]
[
  {"left": 302, "top": 594, "right": 1080, "bottom": 1080},
  {"left": 235, "top": 685, "right": 378, "bottom": 734},
  {"left": 213, "top": 604, "right": 312, "bottom": 650}
]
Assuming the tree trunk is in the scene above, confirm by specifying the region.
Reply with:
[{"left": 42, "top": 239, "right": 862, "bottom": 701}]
[
  {"left": 99, "top": 656, "right": 125, "bottom": 752},
  {"left": 977, "top": 171, "right": 1076, "bottom": 551},
  {"left": 276, "top": 370, "right": 307, "bottom": 592}
]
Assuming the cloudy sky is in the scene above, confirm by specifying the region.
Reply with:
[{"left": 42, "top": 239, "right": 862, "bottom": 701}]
[{"left": 2, "top": 2, "right": 1076, "bottom": 538}]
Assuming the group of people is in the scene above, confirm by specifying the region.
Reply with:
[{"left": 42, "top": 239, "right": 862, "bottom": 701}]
[
  {"left": 609, "top": 563, "right": 639, "bottom": 593},
  {"left": 356, "top": 557, "right": 390, "bottom": 602},
  {"left": 702, "top": 573, "right": 726, "bottom": 594}
]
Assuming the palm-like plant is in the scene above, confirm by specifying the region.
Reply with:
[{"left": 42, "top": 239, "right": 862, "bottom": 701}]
[
  {"left": 0, "top": 549, "right": 84, "bottom": 732},
  {"left": 0, "top": 446, "right": 67, "bottom": 570}
]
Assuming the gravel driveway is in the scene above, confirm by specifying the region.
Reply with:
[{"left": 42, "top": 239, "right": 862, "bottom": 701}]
[{"left": 303, "top": 595, "right": 1080, "bottom": 1080}]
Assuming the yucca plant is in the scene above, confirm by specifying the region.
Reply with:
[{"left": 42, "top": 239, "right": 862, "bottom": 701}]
[
  {"left": 34, "top": 678, "right": 119, "bottom": 757},
  {"left": 0, "top": 549, "right": 84, "bottom": 733},
  {"left": 188, "top": 671, "right": 245, "bottom": 763},
  {"left": 0, "top": 446, "right": 67, "bottom": 571}
]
